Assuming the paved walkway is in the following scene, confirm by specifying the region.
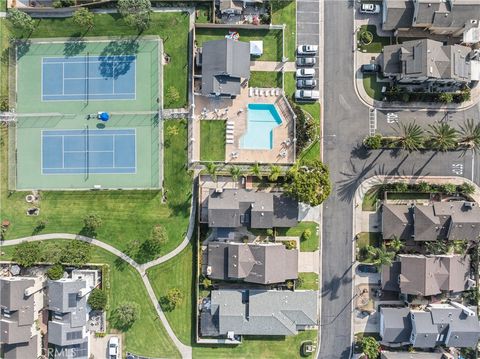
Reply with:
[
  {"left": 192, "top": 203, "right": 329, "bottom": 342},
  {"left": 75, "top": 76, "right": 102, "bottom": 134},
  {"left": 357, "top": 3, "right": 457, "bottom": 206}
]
[
  {"left": 249, "top": 61, "right": 296, "bottom": 72},
  {"left": 299, "top": 251, "right": 319, "bottom": 273}
]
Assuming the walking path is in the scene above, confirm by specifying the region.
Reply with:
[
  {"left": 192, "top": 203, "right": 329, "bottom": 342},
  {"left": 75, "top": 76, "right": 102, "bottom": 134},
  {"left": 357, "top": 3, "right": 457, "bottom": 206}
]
[{"left": 250, "top": 60, "right": 296, "bottom": 72}]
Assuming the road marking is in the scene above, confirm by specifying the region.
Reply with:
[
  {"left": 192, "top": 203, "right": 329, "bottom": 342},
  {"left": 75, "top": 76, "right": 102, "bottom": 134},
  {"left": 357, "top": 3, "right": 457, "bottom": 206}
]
[
  {"left": 369, "top": 108, "right": 377, "bottom": 135},
  {"left": 386, "top": 113, "right": 398, "bottom": 124},
  {"left": 452, "top": 163, "right": 464, "bottom": 175},
  {"left": 472, "top": 154, "right": 475, "bottom": 182}
]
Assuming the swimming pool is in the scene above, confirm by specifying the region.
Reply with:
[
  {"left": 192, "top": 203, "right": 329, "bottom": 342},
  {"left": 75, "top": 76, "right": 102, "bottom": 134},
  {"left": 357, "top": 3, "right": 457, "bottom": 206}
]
[{"left": 240, "top": 103, "right": 282, "bottom": 150}]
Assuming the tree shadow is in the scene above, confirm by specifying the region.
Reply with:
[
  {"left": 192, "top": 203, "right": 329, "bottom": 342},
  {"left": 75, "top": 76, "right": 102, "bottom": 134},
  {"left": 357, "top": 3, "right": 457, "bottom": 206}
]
[
  {"left": 63, "top": 35, "right": 86, "bottom": 58},
  {"left": 350, "top": 143, "right": 371, "bottom": 160},
  {"left": 99, "top": 39, "right": 140, "bottom": 79},
  {"left": 15, "top": 40, "right": 31, "bottom": 59}
]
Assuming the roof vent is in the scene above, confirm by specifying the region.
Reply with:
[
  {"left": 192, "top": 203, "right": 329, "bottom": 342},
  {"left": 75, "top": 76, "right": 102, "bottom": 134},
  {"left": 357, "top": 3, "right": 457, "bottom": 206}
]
[
  {"left": 464, "top": 202, "right": 475, "bottom": 209},
  {"left": 430, "top": 66, "right": 433, "bottom": 73},
  {"left": 261, "top": 213, "right": 264, "bottom": 216},
  {"left": 428, "top": 3, "right": 432, "bottom": 7}
]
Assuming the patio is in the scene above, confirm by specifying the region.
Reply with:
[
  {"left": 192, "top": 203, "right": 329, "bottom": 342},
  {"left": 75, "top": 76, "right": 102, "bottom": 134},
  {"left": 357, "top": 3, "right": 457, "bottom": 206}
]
[{"left": 194, "top": 85, "right": 295, "bottom": 164}]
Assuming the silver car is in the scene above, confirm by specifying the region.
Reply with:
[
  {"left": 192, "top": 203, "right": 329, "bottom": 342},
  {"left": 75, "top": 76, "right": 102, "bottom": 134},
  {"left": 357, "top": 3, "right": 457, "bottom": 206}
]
[
  {"left": 296, "top": 57, "right": 316, "bottom": 66},
  {"left": 295, "top": 90, "right": 320, "bottom": 101}
]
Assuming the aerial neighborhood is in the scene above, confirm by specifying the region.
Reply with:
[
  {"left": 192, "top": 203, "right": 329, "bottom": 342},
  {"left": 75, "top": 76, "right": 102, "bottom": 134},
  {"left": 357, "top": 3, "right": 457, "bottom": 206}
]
[{"left": 0, "top": 0, "right": 479, "bottom": 359}]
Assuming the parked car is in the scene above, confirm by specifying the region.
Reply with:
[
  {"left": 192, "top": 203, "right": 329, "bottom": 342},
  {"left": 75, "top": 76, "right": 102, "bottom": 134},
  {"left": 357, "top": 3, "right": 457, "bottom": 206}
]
[
  {"left": 109, "top": 337, "right": 119, "bottom": 359},
  {"left": 361, "top": 63, "right": 380, "bottom": 73},
  {"left": 295, "top": 90, "right": 320, "bottom": 101},
  {"left": 297, "top": 44, "right": 318, "bottom": 55},
  {"left": 296, "top": 68, "right": 315, "bottom": 78},
  {"left": 296, "top": 78, "right": 317, "bottom": 89},
  {"left": 360, "top": 3, "right": 381, "bottom": 14},
  {"left": 296, "top": 57, "right": 316, "bottom": 66},
  {"left": 357, "top": 264, "right": 378, "bottom": 273}
]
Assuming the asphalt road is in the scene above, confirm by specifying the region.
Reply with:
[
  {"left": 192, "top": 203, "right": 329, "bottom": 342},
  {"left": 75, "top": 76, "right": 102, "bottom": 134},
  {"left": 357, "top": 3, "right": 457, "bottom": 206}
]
[{"left": 319, "top": 1, "right": 480, "bottom": 358}]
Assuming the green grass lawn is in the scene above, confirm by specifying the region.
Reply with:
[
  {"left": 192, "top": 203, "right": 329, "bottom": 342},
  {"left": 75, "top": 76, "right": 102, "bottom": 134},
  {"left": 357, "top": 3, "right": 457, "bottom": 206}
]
[
  {"left": 195, "top": 3, "right": 212, "bottom": 23},
  {"left": 363, "top": 74, "right": 385, "bottom": 101},
  {"left": 195, "top": 27, "right": 282, "bottom": 61},
  {"left": 271, "top": 0, "right": 296, "bottom": 60},
  {"left": 0, "top": 120, "right": 192, "bottom": 264},
  {"left": 276, "top": 222, "right": 319, "bottom": 252},
  {"left": 299, "top": 140, "right": 320, "bottom": 162},
  {"left": 356, "top": 232, "right": 382, "bottom": 262},
  {"left": 147, "top": 242, "right": 195, "bottom": 345},
  {"left": 0, "top": 240, "right": 180, "bottom": 358},
  {"left": 357, "top": 25, "right": 391, "bottom": 53},
  {"left": 387, "top": 192, "right": 431, "bottom": 200},
  {"left": 249, "top": 71, "right": 283, "bottom": 88},
  {"left": 1, "top": 12, "right": 189, "bottom": 108},
  {"left": 362, "top": 187, "right": 380, "bottom": 211},
  {"left": 200, "top": 120, "right": 226, "bottom": 162},
  {"left": 297, "top": 272, "right": 319, "bottom": 291}
]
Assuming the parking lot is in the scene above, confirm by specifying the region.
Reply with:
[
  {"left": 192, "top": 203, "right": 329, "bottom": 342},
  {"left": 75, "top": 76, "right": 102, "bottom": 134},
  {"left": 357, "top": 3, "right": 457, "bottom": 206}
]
[
  {"left": 90, "top": 333, "right": 122, "bottom": 359},
  {"left": 297, "top": 0, "right": 320, "bottom": 91}
]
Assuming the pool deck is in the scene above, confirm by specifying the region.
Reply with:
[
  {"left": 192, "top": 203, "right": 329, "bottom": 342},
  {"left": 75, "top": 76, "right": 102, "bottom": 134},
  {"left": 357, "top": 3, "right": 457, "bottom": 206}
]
[{"left": 194, "top": 85, "right": 295, "bottom": 164}]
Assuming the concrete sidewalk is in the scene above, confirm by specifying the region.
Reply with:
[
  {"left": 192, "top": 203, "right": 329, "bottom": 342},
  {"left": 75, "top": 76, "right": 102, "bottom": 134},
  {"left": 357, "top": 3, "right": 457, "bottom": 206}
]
[{"left": 250, "top": 61, "right": 296, "bottom": 72}]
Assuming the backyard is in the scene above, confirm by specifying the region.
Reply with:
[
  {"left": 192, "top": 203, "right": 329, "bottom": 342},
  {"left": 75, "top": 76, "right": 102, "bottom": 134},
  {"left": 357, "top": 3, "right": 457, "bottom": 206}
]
[
  {"left": 277, "top": 221, "right": 319, "bottom": 252},
  {"left": 200, "top": 120, "right": 226, "bottom": 162},
  {"left": 271, "top": 0, "right": 296, "bottom": 60},
  {"left": 357, "top": 25, "right": 391, "bottom": 53},
  {"left": 0, "top": 240, "right": 180, "bottom": 358},
  {"left": 195, "top": 27, "right": 283, "bottom": 61},
  {"left": 0, "top": 12, "right": 190, "bottom": 108},
  {"left": 249, "top": 71, "right": 283, "bottom": 88},
  {"left": 0, "top": 120, "right": 192, "bottom": 264}
]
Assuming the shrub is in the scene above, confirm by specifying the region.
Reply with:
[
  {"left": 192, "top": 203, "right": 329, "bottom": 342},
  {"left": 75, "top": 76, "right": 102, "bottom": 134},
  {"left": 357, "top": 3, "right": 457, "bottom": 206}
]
[
  {"left": 284, "top": 240, "right": 297, "bottom": 250},
  {"left": 88, "top": 288, "right": 108, "bottom": 311},
  {"left": 360, "top": 30, "right": 373, "bottom": 45},
  {"left": 201, "top": 277, "right": 212, "bottom": 289},
  {"left": 13, "top": 241, "right": 41, "bottom": 267},
  {"left": 438, "top": 92, "right": 453, "bottom": 103},
  {"left": 72, "top": 8, "right": 94, "bottom": 29},
  {"left": 0, "top": 97, "right": 8, "bottom": 112},
  {"left": 301, "top": 229, "right": 312, "bottom": 242},
  {"left": 363, "top": 134, "right": 382, "bottom": 149},
  {"left": 266, "top": 228, "right": 274, "bottom": 237},
  {"left": 118, "top": 0, "right": 152, "bottom": 31},
  {"left": 47, "top": 264, "right": 64, "bottom": 280},
  {"left": 7, "top": 9, "right": 35, "bottom": 33},
  {"left": 459, "top": 182, "right": 476, "bottom": 195},
  {"left": 163, "top": 288, "right": 184, "bottom": 311},
  {"left": 454, "top": 89, "right": 471, "bottom": 103},
  {"left": 392, "top": 182, "right": 408, "bottom": 192},
  {"left": 289, "top": 99, "right": 316, "bottom": 155},
  {"left": 417, "top": 181, "right": 432, "bottom": 193},
  {"left": 166, "top": 86, "right": 180, "bottom": 105},
  {"left": 440, "top": 183, "right": 457, "bottom": 195},
  {"left": 260, "top": 13, "right": 271, "bottom": 24},
  {"left": 83, "top": 214, "right": 102, "bottom": 236},
  {"left": 60, "top": 241, "right": 92, "bottom": 266},
  {"left": 361, "top": 336, "right": 380, "bottom": 359}
]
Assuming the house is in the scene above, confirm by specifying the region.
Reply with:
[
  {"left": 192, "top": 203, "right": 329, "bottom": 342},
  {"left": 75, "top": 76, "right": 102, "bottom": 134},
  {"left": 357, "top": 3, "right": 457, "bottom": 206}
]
[
  {"left": 47, "top": 279, "right": 89, "bottom": 359},
  {"left": 381, "top": 352, "right": 444, "bottom": 359},
  {"left": 381, "top": 202, "right": 480, "bottom": 241},
  {"left": 205, "top": 189, "right": 298, "bottom": 229},
  {"left": 382, "top": 39, "right": 472, "bottom": 84},
  {"left": 380, "top": 303, "right": 480, "bottom": 348},
  {"left": 218, "top": 0, "right": 264, "bottom": 15},
  {"left": 382, "top": 0, "right": 480, "bottom": 37},
  {"left": 200, "top": 39, "right": 251, "bottom": 97},
  {"left": 200, "top": 289, "right": 317, "bottom": 337},
  {"left": 381, "top": 254, "right": 471, "bottom": 296},
  {"left": 0, "top": 277, "right": 43, "bottom": 359},
  {"left": 206, "top": 242, "right": 298, "bottom": 284}
]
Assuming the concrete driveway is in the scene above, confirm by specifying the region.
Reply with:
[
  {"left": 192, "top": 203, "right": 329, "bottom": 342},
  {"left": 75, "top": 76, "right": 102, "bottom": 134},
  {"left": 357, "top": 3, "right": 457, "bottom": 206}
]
[
  {"left": 90, "top": 333, "right": 122, "bottom": 359},
  {"left": 299, "top": 250, "right": 320, "bottom": 274}
]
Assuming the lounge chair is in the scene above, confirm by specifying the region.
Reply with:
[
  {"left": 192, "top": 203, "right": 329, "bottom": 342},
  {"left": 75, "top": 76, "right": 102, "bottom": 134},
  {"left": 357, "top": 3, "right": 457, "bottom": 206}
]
[
  {"left": 254, "top": 88, "right": 259, "bottom": 96},
  {"left": 226, "top": 134, "right": 234, "bottom": 139},
  {"left": 226, "top": 130, "right": 234, "bottom": 135},
  {"left": 275, "top": 89, "right": 280, "bottom": 96},
  {"left": 226, "top": 139, "right": 234, "bottom": 144},
  {"left": 249, "top": 88, "right": 253, "bottom": 97},
  {"left": 227, "top": 121, "right": 234, "bottom": 126},
  {"left": 259, "top": 89, "right": 264, "bottom": 96}
]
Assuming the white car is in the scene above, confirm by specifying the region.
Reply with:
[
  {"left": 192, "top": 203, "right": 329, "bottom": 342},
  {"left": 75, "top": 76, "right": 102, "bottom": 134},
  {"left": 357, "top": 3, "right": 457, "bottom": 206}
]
[
  {"left": 295, "top": 90, "right": 320, "bottom": 101},
  {"left": 296, "top": 68, "right": 315, "bottom": 78},
  {"left": 109, "top": 336, "right": 119, "bottom": 359},
  {"left": 360, "top": 3, "right": 381, "bottom": 14},
  {"left": 297, "top": 44, "right": 318, "bottom": 55}
]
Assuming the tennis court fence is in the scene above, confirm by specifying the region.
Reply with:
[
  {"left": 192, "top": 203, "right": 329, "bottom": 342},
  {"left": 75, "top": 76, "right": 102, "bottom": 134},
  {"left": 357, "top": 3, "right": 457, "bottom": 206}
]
[{"left": 7, "top": 121, "right": 17, "bottom": 191}]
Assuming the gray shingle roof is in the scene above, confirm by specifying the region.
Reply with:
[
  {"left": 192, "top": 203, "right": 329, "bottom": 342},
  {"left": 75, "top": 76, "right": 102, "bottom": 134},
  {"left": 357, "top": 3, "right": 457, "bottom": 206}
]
[
  {"left": 414, "top": 205, "right": 441, "bottom": 241},
  {"left": 381, "top": 260, "right": 401, "bottom": 292},
  {"left": 2, "top": 335, "right": 39, "bottom": 359},
  {"left": 207, "top": 242, "right": 298, "bottom": 284},
  {"left": 380, "top": 307, "right": 412, "bottom": 343},
  {"left": 381, "top": 352, "right": 443, "bottom": 359},
  {"left": 208, "top": 189, "right": 298, "bottom": 229},
  {"left": 382, "top": 204, "right": 413, "bottom": 240},
  {"left": 203, "top": 289, "right": 317, "bottom": 336},
  {"left": 411, "top": 311, "right": 438, "bottom": 347},
  {"left": 382, "top": 0, "right": 415, "bottom": 30},
  {"left": 201, "top": 39, "right": 250, "bottom": 96}
]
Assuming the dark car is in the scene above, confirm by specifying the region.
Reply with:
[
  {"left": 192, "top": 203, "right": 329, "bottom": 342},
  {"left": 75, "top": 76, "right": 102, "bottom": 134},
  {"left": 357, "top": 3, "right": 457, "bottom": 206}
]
[
  {"left": 296, "top": 79, "right": 317, "bottom": 89},
  {"left": 296, "top": 57, "right": 316, "bottom": 66},
  {"left": 361, "top": 63, "right": 380, "bottom": 73},
  {"left": 357, "top": 264, "right": 378, "bottom": 273}
]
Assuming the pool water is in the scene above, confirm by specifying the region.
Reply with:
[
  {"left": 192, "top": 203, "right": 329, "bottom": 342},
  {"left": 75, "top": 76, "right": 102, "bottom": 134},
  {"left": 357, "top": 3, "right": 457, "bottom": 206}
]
[{"left": 240, "top": 103, "right": 282, "bottom": 150}]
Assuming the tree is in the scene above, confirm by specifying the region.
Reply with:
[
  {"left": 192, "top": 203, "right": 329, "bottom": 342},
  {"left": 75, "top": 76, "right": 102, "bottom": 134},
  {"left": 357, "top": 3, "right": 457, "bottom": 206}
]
[
  {"left": 40, "top": 242, "right": 63, "bottom": 264},
  {"left": 47, "top": 264, "right": 64, "bottom": 280},
  {"left": 459, "top": 182, "right": 476, "bottom": 195},
  {"left": 166, "top": 86, "right": 180, "bottom": 105},
  {"left": 371, "top": 244, "right": 395, "bottom": 270},
  {"left": 83, "top": 213, "right": 102, "bottom": 236},
  {"left": 88, "top": 288, "right": 108, "bottom": 311},
  {"left": 425, "top": 240, "right": 448, "bottom": 255},
  {"left": 13, "top": 241, "right": 41, "bottom": 267},
  {"left": 284, "top": 159, "right": 332, "bottom": 206},
  {"left": 266, "top": 228, "right": 274, "bottom": 237},
  {"left": 229, "top": 166, "right": 241, "bottom": 182},
  {"left": 142, "top": 225, "right": 168, "bottom": 254},
  {"left": 363, "top": 134, "right": 382, "bottom": 150},
  {"left": 7, "top": 9, "right": 35, "bottom": 33},
  {"left": 72, "top": 8, "right": 95, "bottom": 30},
  {"left": 427, "top": 122, "right": 458, "bottom": 151},
  {"left": 388, "top": 237, "right": 404, "bottom": 253},
  {"left": 117, "top": 0, "right": 152, "bottom": 31},
  {"left": 113, "top": 302, "right": 139, "bottom": 329},
  {"left": 165, "top": 288, "right": 184, "bottom": 310},
  {"left": 268, "top": 165, "right": 282, "bottom": 182},
  {"left": 438, "top": 92, "right": 453, "bottom": 103},
  {"left": 417, "top": 181, "right": 432, "bottom": 193},
  {"left": 440, "top": 183, "right": 457, "bottom": 195},
  {"left": 459, "top": 119, "right": 480, "bottom": 153},
  {"left": 394, "top": 121, "right": 424, "bottom": 151},
  {"left": 60, "top": 241, "right": 91, "bottom": 265},
  {"left": 302, "top": 229, "right": 312, "bottom": 242},
  {"left": 361, "top": 336, "right": 380, "bottom": 359},
  {"left": 250, "top": 162, "right": 262, "bottom": 180},
  {"left": 205, "top": 162, "right": 218, "bottom": 182}
]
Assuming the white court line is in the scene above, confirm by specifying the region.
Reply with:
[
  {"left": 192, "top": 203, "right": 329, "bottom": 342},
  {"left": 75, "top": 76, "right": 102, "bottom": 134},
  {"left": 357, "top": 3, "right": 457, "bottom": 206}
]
[
  {"left": 62, "top": 63, "right": 65, "bottom": 95},
  {"left": 61, "top": 135, "right": 65, "bottom": 169}
]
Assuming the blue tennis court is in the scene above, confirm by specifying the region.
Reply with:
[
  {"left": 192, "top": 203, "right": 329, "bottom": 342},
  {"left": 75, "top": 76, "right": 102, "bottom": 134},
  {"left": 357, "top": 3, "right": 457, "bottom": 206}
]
[
  {"left": 42, "top": 129, "right": 136, "bottom": 174},
  {"left": 42, "top": 55, "right": 136, "bottom": 101}
]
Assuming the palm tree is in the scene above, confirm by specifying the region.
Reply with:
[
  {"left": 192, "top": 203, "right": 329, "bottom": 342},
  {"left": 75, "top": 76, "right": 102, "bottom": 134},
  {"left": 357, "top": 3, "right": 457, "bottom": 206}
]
[
  {"left": 388, "top": 237, "right": 404, "bottom": 253},
  {"left": 427, "top": 122, "right": 458, "bottom": 151},
  {"left": 459, "top": 119, "right": 480, "bottom": 153},
  {"left": 394, "top": 121, "right": 424, "bottom": 151},
  {"left": 206, "top": 162, "right": 218, "bottom": 182},
  {"left": 250, "top": 162, "right": 262, "bottom": 180},
  {"left": 372, "top": 244, "right": 395, "bottom": 270},
  {"left": 229, "top": 166, "right": 241, "bottom": 182},
  {"left": 268, "top": 165, "right": 282, "bottom": 182}
]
